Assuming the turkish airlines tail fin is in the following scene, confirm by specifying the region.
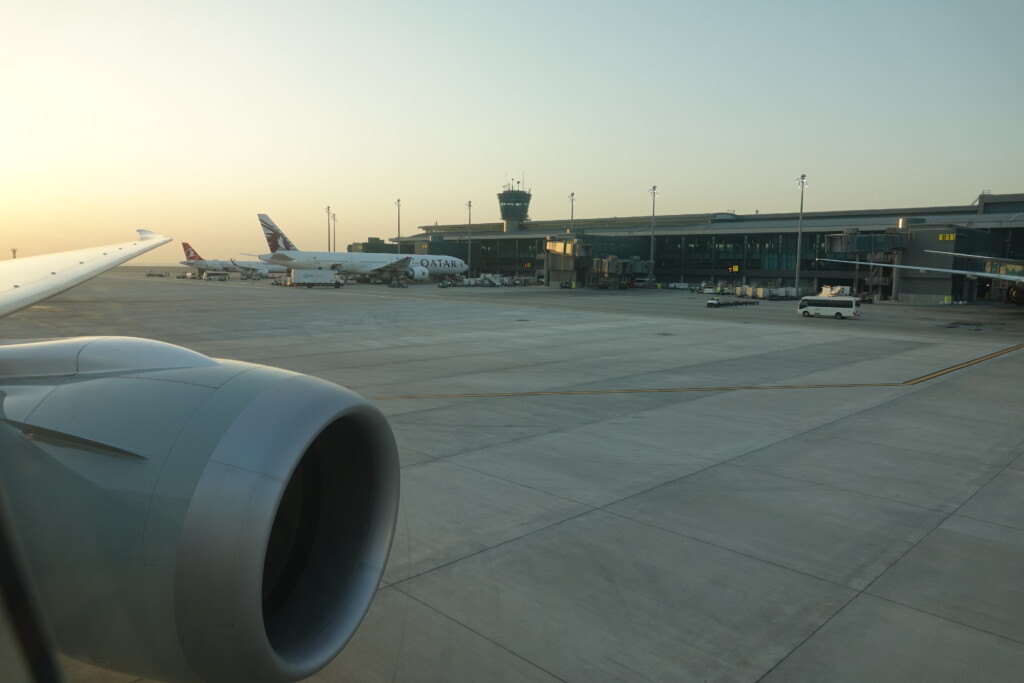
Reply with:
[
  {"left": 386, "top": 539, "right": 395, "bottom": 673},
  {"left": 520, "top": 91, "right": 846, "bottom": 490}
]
[
  {"left": 258, "top": 214, "right": 300, "bottom": 253},
  {"left": 181, "top": 242, "right": 204, "bottom": 262}
]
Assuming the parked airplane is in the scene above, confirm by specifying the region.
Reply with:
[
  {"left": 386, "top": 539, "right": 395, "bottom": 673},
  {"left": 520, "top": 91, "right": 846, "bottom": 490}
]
[
  {"left": 180, "top": 242, "right": 233, "bottom": 273},
  {"left": 228, "top": 257, "right": 288, "bottom": 279},
  {"left": 819, "top": 250, "right": 1024, "bottom": 305},
  {"left": 180, "top": 242, "right": 287, "bottom": 278},
  {"left": 257, "top": 214, "right": 468, "bottom": 281},
  {"left": 0, "top": 231, "right": 399, "bottom": 682}
]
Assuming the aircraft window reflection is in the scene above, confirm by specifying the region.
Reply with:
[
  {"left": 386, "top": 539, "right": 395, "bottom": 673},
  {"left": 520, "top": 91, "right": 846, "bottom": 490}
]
[{"left": 0, "top": 488, "right": 65, "bottom": 683}]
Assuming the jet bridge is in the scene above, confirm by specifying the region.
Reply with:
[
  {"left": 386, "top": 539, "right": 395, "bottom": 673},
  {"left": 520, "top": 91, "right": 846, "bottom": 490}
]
[
  {"left": 824, "top": 224, "right": 1002, "bottom": 303},
  {"left": 823, "top": 228, "right": 909, "bottom": 300}
]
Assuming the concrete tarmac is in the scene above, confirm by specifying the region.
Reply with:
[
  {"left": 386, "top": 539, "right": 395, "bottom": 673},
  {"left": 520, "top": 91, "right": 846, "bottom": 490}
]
[{"left": 7, "top": 270, "right": 1024, "bottom": 683}]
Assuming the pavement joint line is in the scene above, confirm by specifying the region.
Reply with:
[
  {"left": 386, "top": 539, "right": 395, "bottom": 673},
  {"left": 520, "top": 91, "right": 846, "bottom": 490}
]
[{"left": 372, "top": 343, "right": 1024, "bottom": 400}]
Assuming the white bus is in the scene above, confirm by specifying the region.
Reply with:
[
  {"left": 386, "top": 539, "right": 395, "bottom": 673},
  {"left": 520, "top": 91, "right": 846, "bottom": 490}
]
[{"left": 798, "top": 296, "right": 860, "bottom": 319}]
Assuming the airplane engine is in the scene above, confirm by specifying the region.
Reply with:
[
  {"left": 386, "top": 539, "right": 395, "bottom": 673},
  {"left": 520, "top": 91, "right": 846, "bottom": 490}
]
[
  {"left": 406, "top": 265, "right": 429, "bottom": 281},
  {"left": 0, "top": 336, "right": 400, "bottom": 683}
]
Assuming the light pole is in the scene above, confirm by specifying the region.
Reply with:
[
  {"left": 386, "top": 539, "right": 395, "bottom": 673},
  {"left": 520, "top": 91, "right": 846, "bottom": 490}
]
[
  {"left": 794, "top": 174, "right": 808, "bottom": 293},
  {"left": 649, "top": 185, "right": 658, "bottom": 281},
  {"left": 466, "top": 200, "right": 473, "bottom": 277},
  {"left": 330, "top": 212, "right": 336, "bottom": 251},
  {"left": 568, "top": 192, "right": 576, "bottom": 234},
  {"left": 680, "top": 236, "right": 685, "bottom": 284},
  {"left": 325, "top": 205, "right": 331, "bottom": 250},
  {"left": 395, "top": 198, "right": 402, "bottom": 254}
]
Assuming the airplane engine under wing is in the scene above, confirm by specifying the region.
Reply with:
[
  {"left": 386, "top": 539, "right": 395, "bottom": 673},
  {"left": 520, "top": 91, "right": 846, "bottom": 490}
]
[
  {"left": 406, "top": 265, "right": 429, "bottom": 281},
  {"left": 0, "top": 336, "right": 400, "bottom": 683}
]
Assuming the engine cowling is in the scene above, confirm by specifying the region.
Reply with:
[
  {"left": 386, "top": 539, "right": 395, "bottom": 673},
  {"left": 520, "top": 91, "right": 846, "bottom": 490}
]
[
  {"left": 405, "top": 265, "right": 429, "bottom": 281},
  {"left": 0, "top": 336, "right": 400, "bottom": 683}
]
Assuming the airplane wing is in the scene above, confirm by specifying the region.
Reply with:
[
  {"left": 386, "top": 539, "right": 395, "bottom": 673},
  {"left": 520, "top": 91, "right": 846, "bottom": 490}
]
[
  {"left": 0, "top": 230, "right": 171, "bottom": 318},
  {"left": 819, "top": 249, "right": 1024, "bottom": 284},
  {"left": 817, "top": 258, "right": 1024, "bottom": 284},
  {"left": 229, "top": 258, "right": 267, "bottom": 274},
  {"left": 372, "top": 256, "right": 413, "bottom": 274},
  {"left": 261, "top": 251, "right": 296, "bottom": 264},
  {"left": 924, "top": 250, "right": 1024, "bottom": 267}
]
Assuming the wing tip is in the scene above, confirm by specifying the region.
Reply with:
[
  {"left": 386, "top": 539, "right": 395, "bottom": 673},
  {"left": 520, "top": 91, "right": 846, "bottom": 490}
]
[{"left": 136, "top": 229, "right": 171, "bottom": 243}]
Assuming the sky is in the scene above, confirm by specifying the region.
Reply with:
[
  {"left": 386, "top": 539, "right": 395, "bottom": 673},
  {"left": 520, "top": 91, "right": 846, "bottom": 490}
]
[{"left": 3, "top": 0, "right": 1023, "bottom": 263}]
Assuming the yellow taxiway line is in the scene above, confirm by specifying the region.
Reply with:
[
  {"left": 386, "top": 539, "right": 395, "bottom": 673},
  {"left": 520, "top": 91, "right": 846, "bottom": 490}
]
[{"left": 372, "top": 343, "right": 1024, "bottom": 400}]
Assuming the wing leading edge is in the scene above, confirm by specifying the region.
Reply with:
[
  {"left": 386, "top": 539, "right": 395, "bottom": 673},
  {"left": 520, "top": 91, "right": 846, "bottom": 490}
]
[
  {"left": 0, "top": 230, "right": 171, "bottom": 318},
  {"left": 817, "top": 256, "right": 1024, "bottom": 284},
  {"left": 924, "top": 250, "right": 1024, "bottom": 268},
  {"left": 372, "top": 256, "right": 413, "bottom": 274}
]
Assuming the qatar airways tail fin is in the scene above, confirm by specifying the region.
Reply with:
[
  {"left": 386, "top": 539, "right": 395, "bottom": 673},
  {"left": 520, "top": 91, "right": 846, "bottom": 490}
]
[
  {"left": 181, "top": 242, "right": 204, "bottom": 261},
  {"left": 258, "top": 214, "right": 300, "bottom": 253}
]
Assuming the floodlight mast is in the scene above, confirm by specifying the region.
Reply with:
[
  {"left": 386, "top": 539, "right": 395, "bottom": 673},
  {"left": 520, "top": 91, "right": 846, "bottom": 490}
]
[
  {"left": 395, "top": 199, "right": 402, "bottom": 254},
  {"left": 325, "top": 205, "right": 331, "bottom": 250},
  {"left": 568, "top": 192, "right": 576, "bottom": 234},
  {"left": 649, "top": 185, "right": 659, "bottom": 279},
  {"left": 794, "top": 174, "right": 808, "bottom": 293}
]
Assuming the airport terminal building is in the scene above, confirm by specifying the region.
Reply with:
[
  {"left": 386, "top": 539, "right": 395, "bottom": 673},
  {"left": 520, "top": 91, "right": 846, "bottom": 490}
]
[{"left": 388, "top": 188, "right": 1024, "bottom": 304}]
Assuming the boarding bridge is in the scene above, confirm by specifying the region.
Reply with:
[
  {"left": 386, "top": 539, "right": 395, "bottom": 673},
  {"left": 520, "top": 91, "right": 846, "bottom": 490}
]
[{"left": 823, "top": 230, "right": 907, "bottom": 300}]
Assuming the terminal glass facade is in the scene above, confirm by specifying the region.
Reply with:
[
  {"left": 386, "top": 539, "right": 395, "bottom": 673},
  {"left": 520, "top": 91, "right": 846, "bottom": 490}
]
[{"left": 442, "top": 232, "right": 834, "bottom": 284}]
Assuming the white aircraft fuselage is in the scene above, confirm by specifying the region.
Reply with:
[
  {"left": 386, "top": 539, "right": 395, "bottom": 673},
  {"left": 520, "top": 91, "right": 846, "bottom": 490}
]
[
  {"left": 180, "top": 258, "right": 288, "bottom": 275},
  {"left": 179, "top": 257, "right": 233, "bottom": 272},
  {"left": 261, "top": 251, "right": 468, "bottom": 278},
  {"left": 255, "top": 213, "right": 466, "bottom": 280}
]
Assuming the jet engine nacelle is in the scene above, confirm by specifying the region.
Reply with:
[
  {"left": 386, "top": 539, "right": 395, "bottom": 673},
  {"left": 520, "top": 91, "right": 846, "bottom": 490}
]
[
  {"left": 0, "top": 336, "right": 400, "bottom": 683},
  {"left": 406, "top": 265, "right": 429, "bottom": 281}
]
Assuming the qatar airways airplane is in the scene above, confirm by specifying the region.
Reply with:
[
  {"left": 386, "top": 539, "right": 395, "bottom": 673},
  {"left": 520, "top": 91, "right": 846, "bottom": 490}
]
[{"left": 256, "top": 214, "right": 467, "bottom": 281}]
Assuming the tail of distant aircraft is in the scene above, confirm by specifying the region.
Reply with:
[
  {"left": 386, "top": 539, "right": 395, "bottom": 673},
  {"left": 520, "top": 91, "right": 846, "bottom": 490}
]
[
  {"left": 181, "top": 242, "right": 204, "bottom": 261},
  {"left": 259, "top": 214, "right": 300, "bottom": 253}
]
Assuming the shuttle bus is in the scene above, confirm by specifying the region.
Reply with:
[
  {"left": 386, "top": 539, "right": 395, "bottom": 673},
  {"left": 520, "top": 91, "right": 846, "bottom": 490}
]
[{"left": 798, "top": 296, "right": 860, "bottom": 319}]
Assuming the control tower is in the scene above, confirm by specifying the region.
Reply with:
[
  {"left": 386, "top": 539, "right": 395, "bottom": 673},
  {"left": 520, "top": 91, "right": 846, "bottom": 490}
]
[{"left": 497, "top": 181, "right": 532, "bottom": 232}]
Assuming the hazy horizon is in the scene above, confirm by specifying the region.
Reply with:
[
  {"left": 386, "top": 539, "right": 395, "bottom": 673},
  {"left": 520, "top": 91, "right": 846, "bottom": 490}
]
[{"left": 5, "top": 1, "right": 1022, "bottom": 263}]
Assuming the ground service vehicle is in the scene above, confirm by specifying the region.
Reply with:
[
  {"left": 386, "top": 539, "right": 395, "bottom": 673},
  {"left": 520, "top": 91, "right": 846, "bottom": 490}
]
[
  {"left": 288, "top": 268, "right": 341, "bottom": 288},
  {"left": 798, "top": 295, "right": 861, "bottom": 319}
]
